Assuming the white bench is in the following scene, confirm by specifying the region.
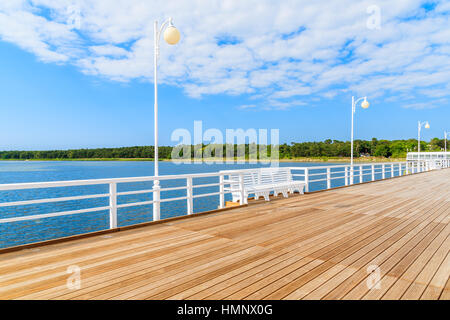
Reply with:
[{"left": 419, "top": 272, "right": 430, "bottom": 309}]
[{"left": 221, "top": 168, "right": 306, "bottom": 204}]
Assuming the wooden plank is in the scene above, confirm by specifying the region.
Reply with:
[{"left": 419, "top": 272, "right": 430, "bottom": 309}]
[
  {"left": 381, "top": 227, "right": 450, "bottom": 300},
  {"left": 420, "top": 252, "right": 450, "bottom": 300},
  {"left": 319, "top": 200, "right": 449, "bottom": 299}
]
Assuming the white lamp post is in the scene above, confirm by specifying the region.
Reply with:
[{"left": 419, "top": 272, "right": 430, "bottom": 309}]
[
  {"left": 153, "top": 17, "right": 180, "bottom": 221},
  {"left": 350, "top": 96, "right": 370, "bottom": 184},
  {"left": 417, "top": 121, "right": 430, "bottom": 161}
]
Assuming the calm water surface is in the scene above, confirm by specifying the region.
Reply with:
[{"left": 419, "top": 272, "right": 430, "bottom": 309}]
[{"left": 0, "top": 161, "right": 344, "bottom": 248}]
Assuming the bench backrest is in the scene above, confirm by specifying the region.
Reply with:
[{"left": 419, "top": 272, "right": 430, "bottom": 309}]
[
  {"left": 225, "top": 170, "right": 260, "bottom": 191},
  {"left": 260, "top": 168, "right": 293, "bottom": 185},
  {"left": 223, "top": 168, "right": 293, "bottom": 190}
]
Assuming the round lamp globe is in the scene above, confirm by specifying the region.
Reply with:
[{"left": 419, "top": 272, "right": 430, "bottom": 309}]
[
  {"left": 164, "top": 26, "right": 180, "bottom": 45},
  {"left": 361, "top": 100, "right": 370, "bottom": 109}
]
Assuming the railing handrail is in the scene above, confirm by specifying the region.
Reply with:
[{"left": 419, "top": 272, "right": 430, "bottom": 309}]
[
  {"left": 286, "top": 162, "right": 407, "bottom": 170},
  {"left": 0, "top": 171, "right": 229, "bottom": 191},
  {"left": 407, "top": 151, "right": 450, "bottom": 160}
]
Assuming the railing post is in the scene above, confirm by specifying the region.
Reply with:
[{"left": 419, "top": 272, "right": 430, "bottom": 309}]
[
  {"left": 399, "top": 163, "right": 402, "bottom": 176},
  {"left": 219, "top": 174, "right": 225, "bottom": 209},
  {"left": 359, "top": 165, "right": 362, "bottom": 183},
  {"left": 187, "top": 177, "right": 193, "bottom": 215},
  {"left": 391, "top": 163, "right": 394, "bottom": 178},
  {"left": 109, "top": 182, "right": 117, "bottom": 229},
  {"left": 350, "top": 166, "right": 354, "bottom": 185},
  {"left": 382, "top": 164, "right": 385, "bottom": 179},
  {"left": 239, "top": 173, "right": 246, "bottom": 204},
  {"left": 371, "top": 165, "right": 375, "bottom": 181},
  {"left": 153, "top": 181, "right": 160, "bottom": 221},
  {"left": 326, "top": 168, "right": 331, "bottom": 189},
  {"left": 344, "top": 167, "right": 348, "bottom": 186},
  {"left": 304, "top": 168, "right": 309, "bottom": 192}
]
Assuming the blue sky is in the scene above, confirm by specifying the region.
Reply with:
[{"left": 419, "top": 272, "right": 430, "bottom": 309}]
[{"left": 0, "top": 0, "right": 449, "bottom": 150}]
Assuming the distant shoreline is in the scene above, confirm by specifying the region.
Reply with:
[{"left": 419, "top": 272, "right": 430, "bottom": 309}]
[{"left": 0, "top": 157, "right": 406, "bottom": 163}]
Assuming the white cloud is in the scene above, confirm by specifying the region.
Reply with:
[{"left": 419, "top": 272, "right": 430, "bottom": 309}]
[
  {"left": 0, "top": 0, "right": 449, "bottom": 110},
  {"left": 237, "top": 104, "right": 257, "bottom": 110},
  {"left": 89, "top": 45, "right": 128, "bottom": 57},
  {"left": 401, "top": 99, "right": 447, "bottom": 110}
]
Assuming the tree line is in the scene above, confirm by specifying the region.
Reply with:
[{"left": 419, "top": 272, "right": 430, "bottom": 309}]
[{"left": 0, "top": 138, "right": 446, "bottom": 160}]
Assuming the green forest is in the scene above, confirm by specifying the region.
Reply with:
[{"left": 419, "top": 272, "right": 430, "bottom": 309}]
[{"left": 0, "top": 138, "right": 446, "bottom": 160}]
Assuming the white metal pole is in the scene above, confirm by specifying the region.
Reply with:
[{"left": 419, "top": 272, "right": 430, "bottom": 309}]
[
  {"left": 418, "top": 121, "right": 421, "bottom": 158},
  {"left": 219, "top": 174, "right": 225, "bottom": 209},
  {"left": 445, "top": 131, "right": 447, "bottom": 154},
  {"left": 109, "top": 182, "right": 117, "bottom": 229},
  {"left": 326, "top": 168, "right": 331, "bottom": 189},
  {"left": 154, "top": 21, "right": 159, "bottom": 178},
  {"left": 350, "top": 96, "right": 354, "bottom": 184},
  {"left": 153, "top": 20, "right": 161, "bottom": 221},
  {"left": 344, "top": 167, "right": 348, "bottom": 186},
  {"left": 187, "top": 177, "right": 193, "bottom": 214}
]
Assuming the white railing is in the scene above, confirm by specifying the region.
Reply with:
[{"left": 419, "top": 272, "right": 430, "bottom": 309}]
[
  {"left": 287, "top": 160, "right": 448, "bottom": 193},
  {"left": 0, "top": 160, "right": 447, "bottom": 236},
  {"left": 0, "top": 172, "right": 231, "bottom": 227},
  {"left": 407, "top": 152, "right": 450, "bottom": 161}
]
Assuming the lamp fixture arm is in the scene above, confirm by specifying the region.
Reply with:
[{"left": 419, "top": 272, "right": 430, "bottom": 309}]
[
  {"left": 352, "top": 96, "right": 367, "bottom": 114},
  {"left": 154, "top": 17, "right": 173, "bottom": 61}
]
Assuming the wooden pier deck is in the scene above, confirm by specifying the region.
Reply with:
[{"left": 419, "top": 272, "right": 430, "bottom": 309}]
[{"left": 0, "top": 169, "right": 449, "bottom": 300}]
